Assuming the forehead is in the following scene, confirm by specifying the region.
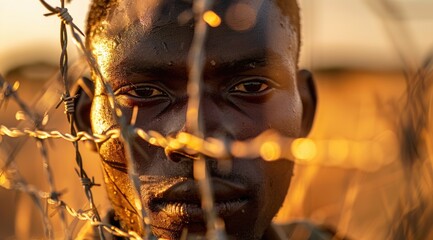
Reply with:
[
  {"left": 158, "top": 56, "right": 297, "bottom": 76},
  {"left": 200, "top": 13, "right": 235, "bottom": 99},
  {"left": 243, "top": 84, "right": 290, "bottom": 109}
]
[{"left": 91, "top": 0, "right": 298, "bottom": 80}]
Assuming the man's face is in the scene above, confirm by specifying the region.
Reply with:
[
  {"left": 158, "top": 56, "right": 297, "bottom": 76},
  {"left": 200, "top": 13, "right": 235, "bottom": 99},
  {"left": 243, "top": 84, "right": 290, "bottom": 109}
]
[{"left": 88, "top": 0, "right": 307, "bottom": 239}]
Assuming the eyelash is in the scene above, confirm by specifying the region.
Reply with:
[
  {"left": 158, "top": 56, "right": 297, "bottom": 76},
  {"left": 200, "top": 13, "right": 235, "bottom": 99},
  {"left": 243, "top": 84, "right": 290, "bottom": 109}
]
[{"left": 229, "top": 78, "right": 276, "bottom": 95}]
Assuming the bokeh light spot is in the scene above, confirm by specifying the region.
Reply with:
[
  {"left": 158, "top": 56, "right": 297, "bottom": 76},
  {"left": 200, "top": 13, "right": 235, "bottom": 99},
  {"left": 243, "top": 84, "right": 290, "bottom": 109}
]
[
  {"left": 203, "top": 10, "right": 221, "bottom": 27},
  {"left": 225, "top": 3, "right": 257, "bottom": 31},
  {"left": 260, "top": 141, "right": 281, "bottom": 161},
  {"left": 291, "top": 138, "right": 317, "bottom": 161},
  {"left": 149, "top": 137, "right": 157, "bottom": 145},
  {"left": 12, "top": 81, "right": 20, "bottom": 91}
]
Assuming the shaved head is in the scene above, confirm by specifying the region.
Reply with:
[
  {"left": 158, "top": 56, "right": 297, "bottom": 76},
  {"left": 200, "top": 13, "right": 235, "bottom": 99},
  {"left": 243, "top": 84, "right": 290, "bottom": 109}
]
[{"left": 86, "top": 0, "right": 301, "bottom": 59}]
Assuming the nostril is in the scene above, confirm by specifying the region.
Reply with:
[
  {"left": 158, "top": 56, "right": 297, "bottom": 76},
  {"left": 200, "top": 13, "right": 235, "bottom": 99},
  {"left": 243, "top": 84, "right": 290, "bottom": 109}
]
[{"left": 165, "top": 149, "right": 198, "bottom": 163}]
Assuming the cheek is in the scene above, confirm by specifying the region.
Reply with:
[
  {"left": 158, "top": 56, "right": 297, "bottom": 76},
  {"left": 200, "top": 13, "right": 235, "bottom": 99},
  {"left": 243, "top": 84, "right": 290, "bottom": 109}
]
[
  {"left": 263, "top": 160, "right": 294, "bottom": 199},
  {"left": 261, "top": 160, "right": 294, "bottom": 215},
  {"left": 234, "top": 91, "right": 303, "bottom": 139},
  {"left": 268, "top": 92, "right": 303, "bottom": 136}
]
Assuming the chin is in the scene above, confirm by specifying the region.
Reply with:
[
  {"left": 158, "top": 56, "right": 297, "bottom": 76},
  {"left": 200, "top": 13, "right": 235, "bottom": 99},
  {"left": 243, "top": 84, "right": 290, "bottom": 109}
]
[
  {"left": 150, "top": 225, "right": 262, "bottom": 240},
  {"left": 146, "top": 202, "right": 269, "bottom": 240}
]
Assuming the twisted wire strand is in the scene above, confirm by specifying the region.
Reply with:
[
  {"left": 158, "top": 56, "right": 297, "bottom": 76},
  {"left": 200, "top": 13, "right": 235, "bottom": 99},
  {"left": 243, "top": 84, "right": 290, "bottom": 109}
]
[
  {"left": 0, "top": 123, "right": 306, "bottom": 167},
  {"left": 9, "top": 180, "right": 143, "bottom": 239},
  {"left": 0, "top": 125, "right": 228, "bottom": 158}
]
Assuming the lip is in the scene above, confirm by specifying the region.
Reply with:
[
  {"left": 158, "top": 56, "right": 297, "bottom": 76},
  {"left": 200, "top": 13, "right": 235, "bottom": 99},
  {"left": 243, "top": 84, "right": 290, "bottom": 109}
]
[{"left": 153, "top": 178, "right": 250, "bottom": 222}]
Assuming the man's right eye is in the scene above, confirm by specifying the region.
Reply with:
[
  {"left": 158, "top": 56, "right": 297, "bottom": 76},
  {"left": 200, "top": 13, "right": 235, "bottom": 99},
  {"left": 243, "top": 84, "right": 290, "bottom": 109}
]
[{"left": 116, "top": 84, "right": 167, "bottom": 99}]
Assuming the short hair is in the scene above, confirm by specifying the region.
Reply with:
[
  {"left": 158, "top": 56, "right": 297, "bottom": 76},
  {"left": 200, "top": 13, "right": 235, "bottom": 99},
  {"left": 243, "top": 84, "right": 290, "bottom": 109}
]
[
  {"left": 85, "top": 0, "right": 301, "bottom": 58},
  {"left": 85, "top": 0, "right": 118, "bottom": 44}
]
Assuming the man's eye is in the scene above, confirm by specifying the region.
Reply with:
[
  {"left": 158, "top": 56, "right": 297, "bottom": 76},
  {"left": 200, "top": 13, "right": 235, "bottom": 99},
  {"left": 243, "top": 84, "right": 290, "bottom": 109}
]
[
  {"left": 117, "top": 84, "right": 166, "bottom": 99},
  {"left": 231, "top": 80, "right": 270, "bottom": 93}
]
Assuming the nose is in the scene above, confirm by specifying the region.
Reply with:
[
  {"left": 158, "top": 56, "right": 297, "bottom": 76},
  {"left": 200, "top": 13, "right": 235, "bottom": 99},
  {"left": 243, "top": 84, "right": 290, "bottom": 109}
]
[{"left": 165, "top": 94, "right": 232, "bottom": 163}]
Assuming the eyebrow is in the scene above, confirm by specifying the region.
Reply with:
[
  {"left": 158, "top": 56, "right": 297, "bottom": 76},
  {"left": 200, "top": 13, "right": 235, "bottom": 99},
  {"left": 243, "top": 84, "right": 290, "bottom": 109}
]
[
  {"left": 116, "top": 62, "right": 185, "bottom": 78},
  {"left": 114, "top": 55, "right": 270, "bottom": 80},
  {"left": 211, "top": 56, "right": 268, "bottom": 76}
]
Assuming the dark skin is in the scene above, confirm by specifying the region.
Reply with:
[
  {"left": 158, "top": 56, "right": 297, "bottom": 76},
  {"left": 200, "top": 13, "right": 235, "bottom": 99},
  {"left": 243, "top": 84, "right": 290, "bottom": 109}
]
[{"left": 76, "top": 0, "right": 316, "bottom": 239}]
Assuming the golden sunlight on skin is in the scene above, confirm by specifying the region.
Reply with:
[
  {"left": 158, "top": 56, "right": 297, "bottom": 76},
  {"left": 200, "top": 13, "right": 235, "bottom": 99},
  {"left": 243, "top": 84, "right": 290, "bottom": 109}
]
[
  {"left": 260, "top": 141, "right": 282, "bottom": 161},
  {"left": 91, "top": 35, "right": 113, "bottom": 78}
]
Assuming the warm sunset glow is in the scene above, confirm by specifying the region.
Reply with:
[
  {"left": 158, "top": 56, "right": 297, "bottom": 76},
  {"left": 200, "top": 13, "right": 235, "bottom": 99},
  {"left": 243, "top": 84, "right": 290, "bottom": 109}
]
[
  {"left": 329, "top": 139, "right": 350, "bottom": 162},
  {"left": 291, "top": 138, "right": 317, "bottom": 161},
  {"left": 203, "top": 10, "right": 221, "bottom": 27}
]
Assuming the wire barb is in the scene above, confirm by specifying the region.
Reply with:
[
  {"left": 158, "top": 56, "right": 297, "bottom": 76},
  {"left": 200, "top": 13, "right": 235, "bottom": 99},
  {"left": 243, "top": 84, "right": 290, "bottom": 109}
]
[
  {"left": 80, "top": 177, "right": 100, "bottom": 189},
  {"left": 55, "top": 93, "right": 79, "bottom": 115},
  {"left": 58, "top": 7, "right": 73, "bottom": 24}
]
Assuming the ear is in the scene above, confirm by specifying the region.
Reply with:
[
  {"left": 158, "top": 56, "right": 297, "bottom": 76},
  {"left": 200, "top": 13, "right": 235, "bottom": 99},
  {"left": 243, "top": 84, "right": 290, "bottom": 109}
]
[
  {"left": 297, "top": 69, "right": 317, "bottom": 137},
  {"left": 71, "top": 77, "right": 97, "bottom": 151}
]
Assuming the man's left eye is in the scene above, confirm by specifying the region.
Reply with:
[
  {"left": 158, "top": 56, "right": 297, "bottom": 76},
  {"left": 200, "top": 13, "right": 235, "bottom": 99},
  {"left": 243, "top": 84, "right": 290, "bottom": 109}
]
[{"left": 230, "top": 80, "right": 271, "bottom": 94}]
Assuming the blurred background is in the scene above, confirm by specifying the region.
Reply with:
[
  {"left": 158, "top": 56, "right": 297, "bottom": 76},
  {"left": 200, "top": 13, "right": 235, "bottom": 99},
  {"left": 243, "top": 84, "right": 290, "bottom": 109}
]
[{"left": 1, "top": 0, "right": 433, "bottom": 239}]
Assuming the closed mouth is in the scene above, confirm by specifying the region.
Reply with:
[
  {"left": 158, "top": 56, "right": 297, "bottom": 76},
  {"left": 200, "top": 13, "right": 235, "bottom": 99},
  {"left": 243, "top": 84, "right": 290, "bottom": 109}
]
[
  {"left": 151, "top": 178, "right": 250, "bottom": 223},
  {"left": 156, "top": 198, "right": 249, "bottom": 222}
]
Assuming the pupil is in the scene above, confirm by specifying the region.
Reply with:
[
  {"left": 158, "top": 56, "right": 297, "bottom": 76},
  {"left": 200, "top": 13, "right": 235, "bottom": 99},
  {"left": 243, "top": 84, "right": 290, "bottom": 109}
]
[
  {"left": 244, "top": 82, "right": 262, "bottom": 92},
  {"left": 135, "top": 87, "right": 154, "bottom": 97}
]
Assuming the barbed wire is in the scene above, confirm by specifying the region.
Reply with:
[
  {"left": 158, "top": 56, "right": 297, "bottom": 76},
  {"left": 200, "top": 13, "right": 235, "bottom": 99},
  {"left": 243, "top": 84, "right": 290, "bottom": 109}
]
[
  {"left": 0, "top": 0, "right": 222, "bottom": 238},
  {"left": 2, "top": 0, "right": 431, "bottom": 239},
  {"left": 38, "top": 0, "right": 108, "bottom": 238}
]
